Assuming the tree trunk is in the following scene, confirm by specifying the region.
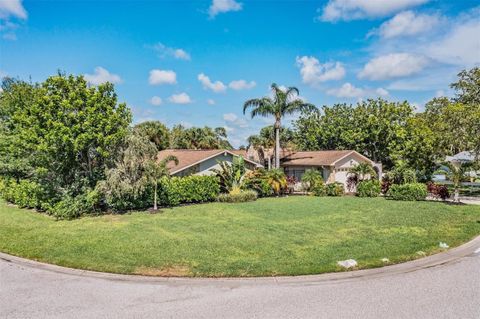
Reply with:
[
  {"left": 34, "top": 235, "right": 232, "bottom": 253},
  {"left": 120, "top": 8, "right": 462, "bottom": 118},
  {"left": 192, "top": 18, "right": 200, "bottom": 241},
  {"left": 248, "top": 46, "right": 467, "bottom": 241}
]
[
  {"left": 454, "top": 187, "right": 459, "bottom": 203},
  {"left": 274, "top": 119, "right": 281, "bottom": 169},
  {"left": 153, "top": 182, "right": 158, "bottom": 210}
]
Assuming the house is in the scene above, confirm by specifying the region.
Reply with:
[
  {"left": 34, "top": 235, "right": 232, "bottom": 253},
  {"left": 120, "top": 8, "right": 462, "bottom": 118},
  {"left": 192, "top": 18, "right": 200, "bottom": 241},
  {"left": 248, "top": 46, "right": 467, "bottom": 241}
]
[
  {"left": 158, "top": 148, "right": 380, "bottom": 191},
  {"left": 280, "top": 150, "right": 381, "bottom": 187},
  {"left": 157, "top": 149, "right": 262, "bottom": 177}
]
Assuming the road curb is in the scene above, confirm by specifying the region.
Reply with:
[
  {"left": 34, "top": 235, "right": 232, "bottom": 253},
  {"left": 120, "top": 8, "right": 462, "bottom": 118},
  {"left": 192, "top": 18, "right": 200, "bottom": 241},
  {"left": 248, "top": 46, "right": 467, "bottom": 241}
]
[{"left": 1, "top": 235, "right": 479, "bottom": 286}]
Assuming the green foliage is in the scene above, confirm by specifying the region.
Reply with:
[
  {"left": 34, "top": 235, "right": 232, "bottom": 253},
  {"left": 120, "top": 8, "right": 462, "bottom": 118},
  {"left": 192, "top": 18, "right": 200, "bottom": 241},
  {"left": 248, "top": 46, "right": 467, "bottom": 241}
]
[
  {"left": 217, "top": 190, "right": 258, "bottom": 203},
  {"left": 326, "top": 182, "right": 344, "bottom": 196},
  {"left": 169, "top": 125, "right": 232, "bottom": 150},
  {"left": 434, "top": 161, "right": 473, "bottom": 202},
  {"left": 386, "top": 164, "right": 417, "bottom": 184},
  {"left": 212, "top": 157, "right": 246, "bottom": 193},
  {"left": 133, "top": 121, "right": 170, "bottom": 151},
  {"left": 0, "top": 74, "right": 131, "bottom": 209},
  {"left": 244, "top": 83, "right": 317, "bottom": 168},
  {"left": 311, "top": 183, "right": 327, "bottom": 196},
  {"left": 356, "top": 180, "right": 381, "bottom": 197},
  {"left": 386, "top": 183, "right": 427, "bottom": 201},
  {"left": 293, "top": 98, "right": 414, "bottom": 168},
  {"left": 265, "top": 169, "right": 287, "bottom": 195},
  {"left": 50, "top": 189, "right": 101, "bottom": 220},
  {"left": 348, "top": 163, "right": 376, "bottom": 181},
  {"left": 450, "top": 67, "right": 480, "bottom": 105},
  {"left": 301, "top": 169, "right": 324, "bottom": 191},
  {"left": 157, "top": 175, "right": 220, "bottom": 206},
  {"left": 0, "top": 179, "right": 51, "bottom": 210},
  {"left": 243, "top": 169, "right": 274, "bottom": 197}
]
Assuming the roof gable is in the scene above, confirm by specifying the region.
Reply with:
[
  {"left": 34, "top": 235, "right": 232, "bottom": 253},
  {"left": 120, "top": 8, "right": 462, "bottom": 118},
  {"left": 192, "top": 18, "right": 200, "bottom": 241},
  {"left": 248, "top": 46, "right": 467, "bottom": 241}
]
[{"left": 281, "top": 150, "right": 373, "bottom": 166}]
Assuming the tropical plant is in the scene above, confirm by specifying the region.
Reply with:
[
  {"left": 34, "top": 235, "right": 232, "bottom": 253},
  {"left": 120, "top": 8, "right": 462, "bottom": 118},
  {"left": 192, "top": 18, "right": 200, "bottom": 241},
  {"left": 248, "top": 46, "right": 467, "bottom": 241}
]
[
  {"left": 212, "top": 156, "right": 246, "bottom": 193},
  {"left": 264, "top": 169, "right": 287, "bottom": 195},
  {"left": 434, "top": 161, "right": 473, "bottom": 202},
  {"left": 356, "top": 180, "right": 381, "bottom": 197},
  {"left": 243, "top": 83, "right": 317, "bottom": 168},
  {"left": 301, "top": 169, "right": 324, "bottom": 191},
  {"left": 386, "top": 183, "right": 427, "bottom": 201},
  {"left": 133, "top": 121, "right": 170, "bottom": 151},
  {"left": 348, "top": 163, "right": 376, "bottom": 181},
  {"left": 146, "top": 155, "right": 178, "bottom": 210},
  {"left": 243, "top": 168, "right": 273, "bottom": 197},
  {"left": 169, "top": 125, "right": 232, "bottom": 150},
  {"left": 217, "top": 190, "right": 258, "bottom": 203}
]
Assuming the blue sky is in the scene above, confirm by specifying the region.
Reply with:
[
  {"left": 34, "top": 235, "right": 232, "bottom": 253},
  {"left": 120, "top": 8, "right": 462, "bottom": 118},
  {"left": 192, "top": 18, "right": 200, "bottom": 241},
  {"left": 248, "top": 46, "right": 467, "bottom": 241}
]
[{"left": 1, "top": 0, "right": 479, "bottom": 147}]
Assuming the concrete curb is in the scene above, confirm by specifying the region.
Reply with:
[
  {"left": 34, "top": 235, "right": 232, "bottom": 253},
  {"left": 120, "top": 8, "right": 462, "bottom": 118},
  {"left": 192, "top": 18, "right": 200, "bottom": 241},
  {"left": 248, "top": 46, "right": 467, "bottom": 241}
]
[{"left": 1, "top": 235, "right": 479, "bottom": 286}]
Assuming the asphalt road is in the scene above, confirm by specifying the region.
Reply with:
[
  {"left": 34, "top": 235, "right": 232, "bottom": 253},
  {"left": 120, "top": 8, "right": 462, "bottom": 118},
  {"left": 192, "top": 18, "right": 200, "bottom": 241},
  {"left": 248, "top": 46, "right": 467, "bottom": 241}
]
[{"left": 1, "top": 251, "right": 479, "bottom": 319}]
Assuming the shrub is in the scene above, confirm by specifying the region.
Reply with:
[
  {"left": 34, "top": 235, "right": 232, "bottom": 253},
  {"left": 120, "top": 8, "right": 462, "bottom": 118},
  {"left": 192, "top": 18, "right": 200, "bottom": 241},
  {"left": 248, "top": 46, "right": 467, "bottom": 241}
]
[
  {"left": 346, "top": 174, "right": 358, "bottom": 193},
  {"left": 426, "top": 182, "right": 450, "bottom": 200},
  {"left": 301, "top": 169, "right": 324, "bottom": 192},
  {"left": 244, "top": 169, "right": 273, "bottom": 197},
  {"left": 50, "top": 189, "right": 101, "bottom": 220},
  {"left": 0, "top": 179, "right": 51, "bottom": 210},
  {"left": 326, "top": 182, "right": 344, "bottom": 196},
  {"left": 311, "top": 183, "right": 327, "bottom": 196},
  {"left": 157, "top": 175, "right": 220, "bottom": 206},
  {"left": 217, "top": 190, "right": 258, "bottom": 203},
  {"left": 357, "top": 180, "right": 381, "bottom": 197},
  {"left": 386, "top": 183, "right": 427, "bottom": 201}
]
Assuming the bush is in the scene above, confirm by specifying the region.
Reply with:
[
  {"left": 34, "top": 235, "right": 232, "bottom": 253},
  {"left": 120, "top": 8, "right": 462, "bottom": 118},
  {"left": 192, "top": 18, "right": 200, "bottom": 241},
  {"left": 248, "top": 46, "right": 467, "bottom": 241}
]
[
  {"left": 386, "top": 183, "right": 427, "bottom": 201},
  {"left": 244, "top": 169, "right": 273, "bottom": 197},
  {"left": 0, "top": 179, "right": 51, "bottom": 210},
  {"left": 217, "top": 190, "right": 258, "bottom": 203},
  {"left": 158, "top": 175, "right": 220, "bottom": 206},
  {"left": 357, "top": 180, "right": 381, "bottom": 197},
  {"left": 301, "top": 169, "right": 324, "bottom": 192},
  {"left": 311, "top": 183, "right": 327, "bottom": 196},
  {"left": 426, "top": 182, "right": 450, "bottom": 200},
  {"left": 50, "top": 189, "right": 101, "bottom": 220},
  {"left": 326, "top": 182, "right": 344, "bottom": 196}
]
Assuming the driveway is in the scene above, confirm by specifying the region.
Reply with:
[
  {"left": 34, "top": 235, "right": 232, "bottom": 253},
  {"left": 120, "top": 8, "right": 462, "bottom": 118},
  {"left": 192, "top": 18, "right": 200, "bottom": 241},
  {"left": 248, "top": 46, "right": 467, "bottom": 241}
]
[{"left": 1, "top": 246, "right": 479, "bottom": 319}]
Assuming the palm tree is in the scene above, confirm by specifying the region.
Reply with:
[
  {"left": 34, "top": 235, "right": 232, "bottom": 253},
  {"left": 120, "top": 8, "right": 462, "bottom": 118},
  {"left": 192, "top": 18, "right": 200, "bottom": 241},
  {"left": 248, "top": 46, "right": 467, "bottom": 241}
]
[
  {"left": 147, "top": 155, "right": 178, "bottom": 210},
  {"left": 435, "top": 161, "right": 473, "bottom": 202},
  {"left": 348, "top": 163, "right": 377, "bottom": 181},
  {"left": 243, "top": 84, "right": 317, "bottom": 169},
  {"left": 265, "top": 169, "right": 287, "bottom": 195}
]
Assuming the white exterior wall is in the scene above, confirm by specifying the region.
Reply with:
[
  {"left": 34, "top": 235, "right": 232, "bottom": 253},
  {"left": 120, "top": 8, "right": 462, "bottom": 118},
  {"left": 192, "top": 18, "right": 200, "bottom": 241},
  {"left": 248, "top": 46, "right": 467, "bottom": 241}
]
[
  {"left": 334, "top": 153, "right": 373, "bottom": 191},
  {"left": 174, "top": 152, "right": 257, "bottom": 177}
]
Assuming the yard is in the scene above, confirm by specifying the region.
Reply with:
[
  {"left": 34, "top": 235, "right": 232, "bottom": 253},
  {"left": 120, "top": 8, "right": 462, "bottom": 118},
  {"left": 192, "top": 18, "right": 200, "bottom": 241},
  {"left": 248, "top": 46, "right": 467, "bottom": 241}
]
[{"left": 1, "top": 196, "right": 480, "bottom": 277}]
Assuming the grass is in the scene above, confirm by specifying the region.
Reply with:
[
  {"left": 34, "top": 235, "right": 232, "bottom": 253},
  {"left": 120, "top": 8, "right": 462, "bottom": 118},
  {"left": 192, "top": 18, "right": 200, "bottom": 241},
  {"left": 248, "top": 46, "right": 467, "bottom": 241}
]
[{"left": 1, "top": 196, "right": 480, "bottom": 277}]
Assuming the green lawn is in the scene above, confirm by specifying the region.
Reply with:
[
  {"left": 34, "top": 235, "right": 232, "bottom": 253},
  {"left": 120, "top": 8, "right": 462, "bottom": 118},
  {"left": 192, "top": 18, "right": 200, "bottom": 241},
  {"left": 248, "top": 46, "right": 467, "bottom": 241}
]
[{"left": 1, "top": 196, "right": 480, "bottom": 277}]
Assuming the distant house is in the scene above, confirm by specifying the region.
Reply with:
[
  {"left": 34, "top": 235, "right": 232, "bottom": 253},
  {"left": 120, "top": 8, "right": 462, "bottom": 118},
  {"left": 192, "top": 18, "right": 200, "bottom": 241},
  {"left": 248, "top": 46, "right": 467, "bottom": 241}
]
[
  {"left": 157, "top": 149, "right": 262, "bottom": 177},
  {"left": 280, "top": 150, "right": 380, "bottom": 186}
]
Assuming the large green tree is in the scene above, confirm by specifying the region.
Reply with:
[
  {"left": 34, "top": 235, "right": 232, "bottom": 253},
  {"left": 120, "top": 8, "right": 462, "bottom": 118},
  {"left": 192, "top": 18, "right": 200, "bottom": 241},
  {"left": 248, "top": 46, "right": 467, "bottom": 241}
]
[
  {"left": 293, "top": 98, "right": 415, "bottom": 169},
  {"left": 169, "top": 125, "right": 232, "bottom": 150},
  {"left": 133, "top": 121, "right": 170, "bottom": 151},
  {"left": 243, "top": 83, "right": 317, "bottom": 168},
  {"left": 0, "top": 74, "right": 131, "bottom": 196}
]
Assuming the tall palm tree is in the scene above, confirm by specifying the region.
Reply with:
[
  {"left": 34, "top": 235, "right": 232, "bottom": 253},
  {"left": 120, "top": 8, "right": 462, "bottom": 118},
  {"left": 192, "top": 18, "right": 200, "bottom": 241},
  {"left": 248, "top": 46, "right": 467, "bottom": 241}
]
[
  {"left": 243, "top": 83, "right": 317, "bottom": 168},
  {"left": 435, "top": 161, "right": 473, "bottom": 202}
]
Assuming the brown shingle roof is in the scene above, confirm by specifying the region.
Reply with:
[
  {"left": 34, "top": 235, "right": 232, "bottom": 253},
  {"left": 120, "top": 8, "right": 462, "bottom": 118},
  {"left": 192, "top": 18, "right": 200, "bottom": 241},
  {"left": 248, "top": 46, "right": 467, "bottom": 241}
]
[
  {"left": 281, "top": 150, "right": 363, "bottom": 166},
  {"left": 157, "top": 149, "right": 261, "bottom": 174}
]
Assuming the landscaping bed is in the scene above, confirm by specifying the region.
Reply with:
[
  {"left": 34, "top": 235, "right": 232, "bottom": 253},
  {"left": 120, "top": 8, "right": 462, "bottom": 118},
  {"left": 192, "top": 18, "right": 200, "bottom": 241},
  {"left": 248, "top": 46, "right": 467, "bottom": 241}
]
[{"left": 1, "top": 196, "right": 480, "bottom": 277}]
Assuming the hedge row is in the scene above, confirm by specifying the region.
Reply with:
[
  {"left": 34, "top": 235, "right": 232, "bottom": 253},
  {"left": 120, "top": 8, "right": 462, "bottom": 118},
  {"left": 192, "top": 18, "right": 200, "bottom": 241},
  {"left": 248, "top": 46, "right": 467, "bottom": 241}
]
[
  {"left": 157, "top": 175, "right": 220, "bottom": 206},
  {"left": 386, "top": 183, "right": 427, "bottom": 201}
]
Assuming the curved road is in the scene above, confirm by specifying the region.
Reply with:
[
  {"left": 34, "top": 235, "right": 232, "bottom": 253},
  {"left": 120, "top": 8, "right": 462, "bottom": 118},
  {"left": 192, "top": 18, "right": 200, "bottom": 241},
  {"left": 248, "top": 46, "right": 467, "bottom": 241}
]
[{"left": 1, "top": 248, "right": 479, "bottom": 319}]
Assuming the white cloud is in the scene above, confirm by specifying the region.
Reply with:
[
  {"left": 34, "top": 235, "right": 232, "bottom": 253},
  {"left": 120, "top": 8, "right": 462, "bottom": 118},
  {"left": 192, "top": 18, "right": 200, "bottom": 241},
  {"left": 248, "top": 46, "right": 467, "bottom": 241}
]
[
  {"left": 228, "top": 79, "right": 256, "bottom": 90},
  {"left": 169, "top": 93, "right": 192, "bottom": 104},
  {"left": 319, "top": 0, "right": 429, "bottom": 22},
  {"left": 149, "top": 96, "right": 162, "bottom": 106},
  {"left": 327, "top": 83, "right": 389, "bottom": 99},
  {"left": 358, "top": 53, "right": 429, "bottom": 80},
  {"left": 223, "top": 125, "right": 235, "bottom": 133},
  {"left": 376, "top": 87, "right": 390, "bottom": 96},
  {"left": 423, "top": 13, "right": 480, "bottom": 66},
  {"left": 376, "top": 11, "right": 440, "bottom": 39},
  {"left": 179, "top": 121, "right": 193, "bottom": 128},
  {"left": 435, "top": 90, "right": 445, "bottom": 97},
  {"left": 209, "top": 0, "right": 242, "bottom": 18},
  {"left": 173, "top": 49, "right": 190, "bottom": 60},
  {"left": 84, "top": 67, "right": 122, "bottom": 85},
  {"left": 223, "top": 113, "right": 238, "bottom": 122},
  {"left": 198, "top": 73, "right": 227, "bottom": 93},
  {"left": 207, "top": 99, "right": 216, "bottom": 105},
  {"left": 149, "top": 69, "right": 177, "bottom": 85},
  {"left": 296, "top": 56, "right": 345, "bottom": 86},
  {"left": 151, "top": 43, "right": 191, "bottom": 61},
  {"left": 326, "top": 83, "right": 365, "bottom": 98},
  {"left": 0, "top": 0, "right": 27, "bottom": 19},
  {"left": 223, "top": 113, "right": 248, "bottom": 128}
]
